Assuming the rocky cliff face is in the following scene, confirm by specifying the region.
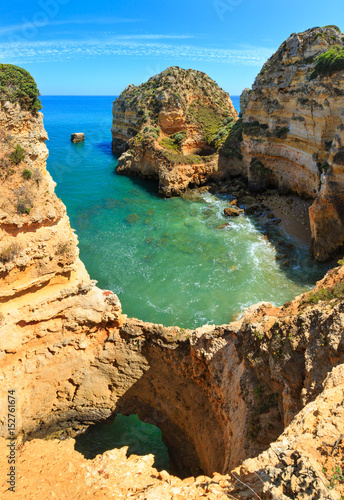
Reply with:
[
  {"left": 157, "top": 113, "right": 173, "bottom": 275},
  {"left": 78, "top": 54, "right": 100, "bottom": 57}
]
[
  {"left": 0, "top": 96, "right": 122, "bottom": 441},
  {"left": 230, "top": 26, "right": 344, "bottom": 261},
  {"left": 111, "top": 66, "right": 237, "bottom": 196},
  {"left": 1, "top": 63, "right": 344, "bottom": 499}
]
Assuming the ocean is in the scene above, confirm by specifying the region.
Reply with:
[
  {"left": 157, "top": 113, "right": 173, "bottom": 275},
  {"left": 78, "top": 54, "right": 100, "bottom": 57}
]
[{"left": 42, "top": 95, "right": 327, "bottom": 330}]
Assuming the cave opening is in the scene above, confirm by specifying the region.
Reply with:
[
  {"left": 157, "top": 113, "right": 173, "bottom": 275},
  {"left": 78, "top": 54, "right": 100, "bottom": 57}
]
[{"left": 74, "top": 413, "right": 170, "bottom": 472}]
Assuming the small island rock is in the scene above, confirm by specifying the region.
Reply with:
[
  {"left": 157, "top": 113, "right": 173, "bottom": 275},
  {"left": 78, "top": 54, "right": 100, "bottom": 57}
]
[{"left": 71, "top": 133, "right": 85, "bottom": 143}]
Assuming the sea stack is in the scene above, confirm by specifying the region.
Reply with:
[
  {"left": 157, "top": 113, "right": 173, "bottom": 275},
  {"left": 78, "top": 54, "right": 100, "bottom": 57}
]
[
  {"left": 71, "top": 132, "right": 85, "bottom": 143},
  {"left": 111, "top": 66, "right": 238, "bottom": 197}
]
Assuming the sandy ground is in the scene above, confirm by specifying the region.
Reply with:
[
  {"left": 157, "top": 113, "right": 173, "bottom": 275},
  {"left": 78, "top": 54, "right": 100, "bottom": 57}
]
[{"left": 257, "top": 192, "right": 312, "bottom": 246}]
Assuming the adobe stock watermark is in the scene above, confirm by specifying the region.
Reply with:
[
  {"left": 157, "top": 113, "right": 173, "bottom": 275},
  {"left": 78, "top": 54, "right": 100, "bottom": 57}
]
[
  {"left": 144, "top": 65, "right": 162, "bottom": 83},
  {"left": 7, "top": 0, "right": 71, "bottom": 55},
  {"left": 213, "top": 0, "right": 242, "bottom": 21}
]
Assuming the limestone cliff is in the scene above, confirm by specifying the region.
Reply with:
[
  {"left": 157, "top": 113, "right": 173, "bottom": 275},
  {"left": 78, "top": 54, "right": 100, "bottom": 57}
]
[
  {"left": 225, "top": 26, "right": 344, "bottom": 261},
  {"left": 1, "top": 64, "right": 344, "bottom": 500},
  {"left": 0, "top": 71, "right": 122, "bottom": 441},
  {"left": 111, "top": 66, "right": 237, "bottom": 196}
]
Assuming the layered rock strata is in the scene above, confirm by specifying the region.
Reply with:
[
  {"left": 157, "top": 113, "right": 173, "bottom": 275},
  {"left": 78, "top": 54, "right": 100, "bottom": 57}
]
[
  {"left": 1, "top": 61, "right": 344, "bottom": 499},
  {"left": 111, "top": 66, "right": 237, "bottom": 196},
  {"left": 230, "top": 26, "right": 344, "bottom": 261},
  {"left": 0, "top": 98, "right": 122, "bottom": 441}
]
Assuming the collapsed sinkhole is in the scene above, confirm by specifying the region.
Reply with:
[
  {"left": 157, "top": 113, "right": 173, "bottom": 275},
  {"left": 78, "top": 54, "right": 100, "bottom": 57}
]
[{"left": 74, "top": 414, "right": 170, "bottom": 473}]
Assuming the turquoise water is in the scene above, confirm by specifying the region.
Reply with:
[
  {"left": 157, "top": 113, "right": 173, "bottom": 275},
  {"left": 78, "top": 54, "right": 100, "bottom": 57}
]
[
  {"left": 74, "top": 414, "right": 169, "bottom": 471},
  {"left": 42, "top": 96, "right": 328, "bottom": 329}
]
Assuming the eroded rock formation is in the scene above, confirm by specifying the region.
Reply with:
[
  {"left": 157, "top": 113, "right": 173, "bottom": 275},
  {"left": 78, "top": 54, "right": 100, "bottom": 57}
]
[
  {"left": 111, "top": 66, "right": 237, "bottom": 196},
  {"left": 1, "top": 58, "right": 344, "bottom": 499},
  {"left": 229, "top": 25, "right": 344, "bottom": 261}
]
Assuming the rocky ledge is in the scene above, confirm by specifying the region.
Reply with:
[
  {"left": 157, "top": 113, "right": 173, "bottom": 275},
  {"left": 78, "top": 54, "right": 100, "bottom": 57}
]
[{"left": 111, "top": 66, "right": 237, "bottom": 197}]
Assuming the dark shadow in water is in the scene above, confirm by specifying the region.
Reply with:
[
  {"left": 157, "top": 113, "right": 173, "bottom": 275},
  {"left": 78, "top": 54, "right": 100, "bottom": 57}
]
[
  {"left": 247, "top": 215, "right": 332, "bottom": 287},
  {"left": 94, "top": 141, "right": 114, "bottom": 157},
  {"left": 125, "top": 175, "right": 160, "bottom": 198},
  {"left": 74, "top": 413, "right": 170, "bottom": 472}
]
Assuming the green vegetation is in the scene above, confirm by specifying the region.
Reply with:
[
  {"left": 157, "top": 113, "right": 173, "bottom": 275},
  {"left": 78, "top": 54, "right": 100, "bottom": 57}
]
[
  {"left": 0, "top": 64, "right": 42, "bottom": 113},
  {"left": 211, "top": 116, "right": 236, "bottom": 149},
  {"left": 274, "top": 126, "right": 289, "bottom": 139},
  {"left": 301, "top": 282, "right": 344, "bottom": 305},
  {"left": 16, "top": 198, "right": 32, "bottom": 215},
  {"left": 0, "top": 243, "right": 21, "bottom": 263},
  {"left": 160, "top": 137, "right": 179, "bottom": 151},
  {"left": 57, "top": 242, "right": 71, "bottom": 255},
  {"left": 189, "top": 99, "right": 226, "bottom": 143},
  {"left": 9, "top": 145, "right": 25, "bottom": 165},
  {"left": 160, "top": 147, "right": 205, "bottom": 165},
  {"left": 22, "top": 169, "right": 32, "bottom": 180},
  {"left": 243, "top": 121, "right": 288, "bottom": 140},
  {"left": 160, "top": 132, "right": 186, "bottom": 152},
  {"left": 323, "top": 25, "right": 341, "bottom": 33},
  {"left": 310, "top": 45, "right": 344, "bottom": 79},
  {"left": 329, "top": 466, "right": 344, "bottom": 489}
]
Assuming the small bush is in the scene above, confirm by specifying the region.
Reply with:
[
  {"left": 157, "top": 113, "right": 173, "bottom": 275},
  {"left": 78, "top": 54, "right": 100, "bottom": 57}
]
[
  {"left": 160, "top": 137, "right": 180, "bottom": 151},
  {"left": 221, "top": 119, "right": 243, "bottom": 159},
  {"left": 0, "top": 243, "right": 21, "bottom": 263},
  {"left": 9, "top": 145, "right": 25, "bottom": 165},
  {"left": 310, "top": 45, "right": 344, "bottom": 79},
  {"left": 302, "top": 282, "right": 344, "bottom": 305},
  {"left": 0, "top": 63, "right": 42, "bottom": 113},
  {"left": 22, "top": 169, "right": 32, "bottom": 180},
  {"left": 17, "top": 198, "right": 32, "bottom": 214},
  {"left": 333, "top": 148, "right": 344, "bottom": 165},
  {"left": 57, "top": 242, "right": 70, "bottom": 255},
  {"left": 323, "top": 25, "right": 341, "bottom": 33}
]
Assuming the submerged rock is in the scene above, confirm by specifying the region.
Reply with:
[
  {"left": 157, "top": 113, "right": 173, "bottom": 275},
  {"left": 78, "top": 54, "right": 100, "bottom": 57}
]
[{"left": 224, "top": 207, "right": 240, "bottom": 217}]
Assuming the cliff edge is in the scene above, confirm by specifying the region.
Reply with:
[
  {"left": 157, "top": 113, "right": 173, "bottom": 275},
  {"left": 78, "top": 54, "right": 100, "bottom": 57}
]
[{"left": 230, "top": 25, "right": 344, "bottom": 261}]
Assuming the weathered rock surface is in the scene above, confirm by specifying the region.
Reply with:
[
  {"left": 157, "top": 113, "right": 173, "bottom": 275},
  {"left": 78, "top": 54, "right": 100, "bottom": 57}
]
[
  {"left": 224, "top": 26, "right": 344, "bottom": 261},
  {"left": 112, "top": 66, "right": 237, "bottom": 196},
  {"left": 0, "top": 99, "right": 123, "bottom": 442},
  {"left": 71, "top": 132, "right": 85, "bottom": 143},
  {"left": 1, "top": 62, "right": 344, "bottom": 500}
]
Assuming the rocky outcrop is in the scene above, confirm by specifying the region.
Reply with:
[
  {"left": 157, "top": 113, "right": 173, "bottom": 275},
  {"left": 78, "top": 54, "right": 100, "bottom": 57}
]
[
  {"left": 111, "top": 66, "right": 237, "bottom": 196},
  {"left": 71, "top": 133, "right": 85, "bottom": 143},
  {"left": 224, "top": 26, "right": 344, "bottom": 261},
  {"left": 1, "top": 265, "right": 344, "bottom": 497}
]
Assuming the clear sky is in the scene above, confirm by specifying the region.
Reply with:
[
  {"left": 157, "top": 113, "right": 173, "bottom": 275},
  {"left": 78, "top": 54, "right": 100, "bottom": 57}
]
[{"left": 0, "top": 0, "right": 343, "bottom": 96}]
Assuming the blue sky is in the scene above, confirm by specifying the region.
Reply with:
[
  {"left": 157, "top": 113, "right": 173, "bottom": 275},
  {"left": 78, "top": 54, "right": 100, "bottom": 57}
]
[{"left": 0, "top": 0, "right": 343, "bottom": 96}]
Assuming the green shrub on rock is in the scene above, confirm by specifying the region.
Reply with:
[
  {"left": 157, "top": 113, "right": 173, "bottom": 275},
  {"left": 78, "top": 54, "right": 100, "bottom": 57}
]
[
  {"left": 310, "top": 45, "right": 344, "bottom": 79},
  {"left": 10, "top": 145, "right": 25, "bottom": 165},
  {"left": 0, "top": 64, "right": 42, "bottom": 113}
]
